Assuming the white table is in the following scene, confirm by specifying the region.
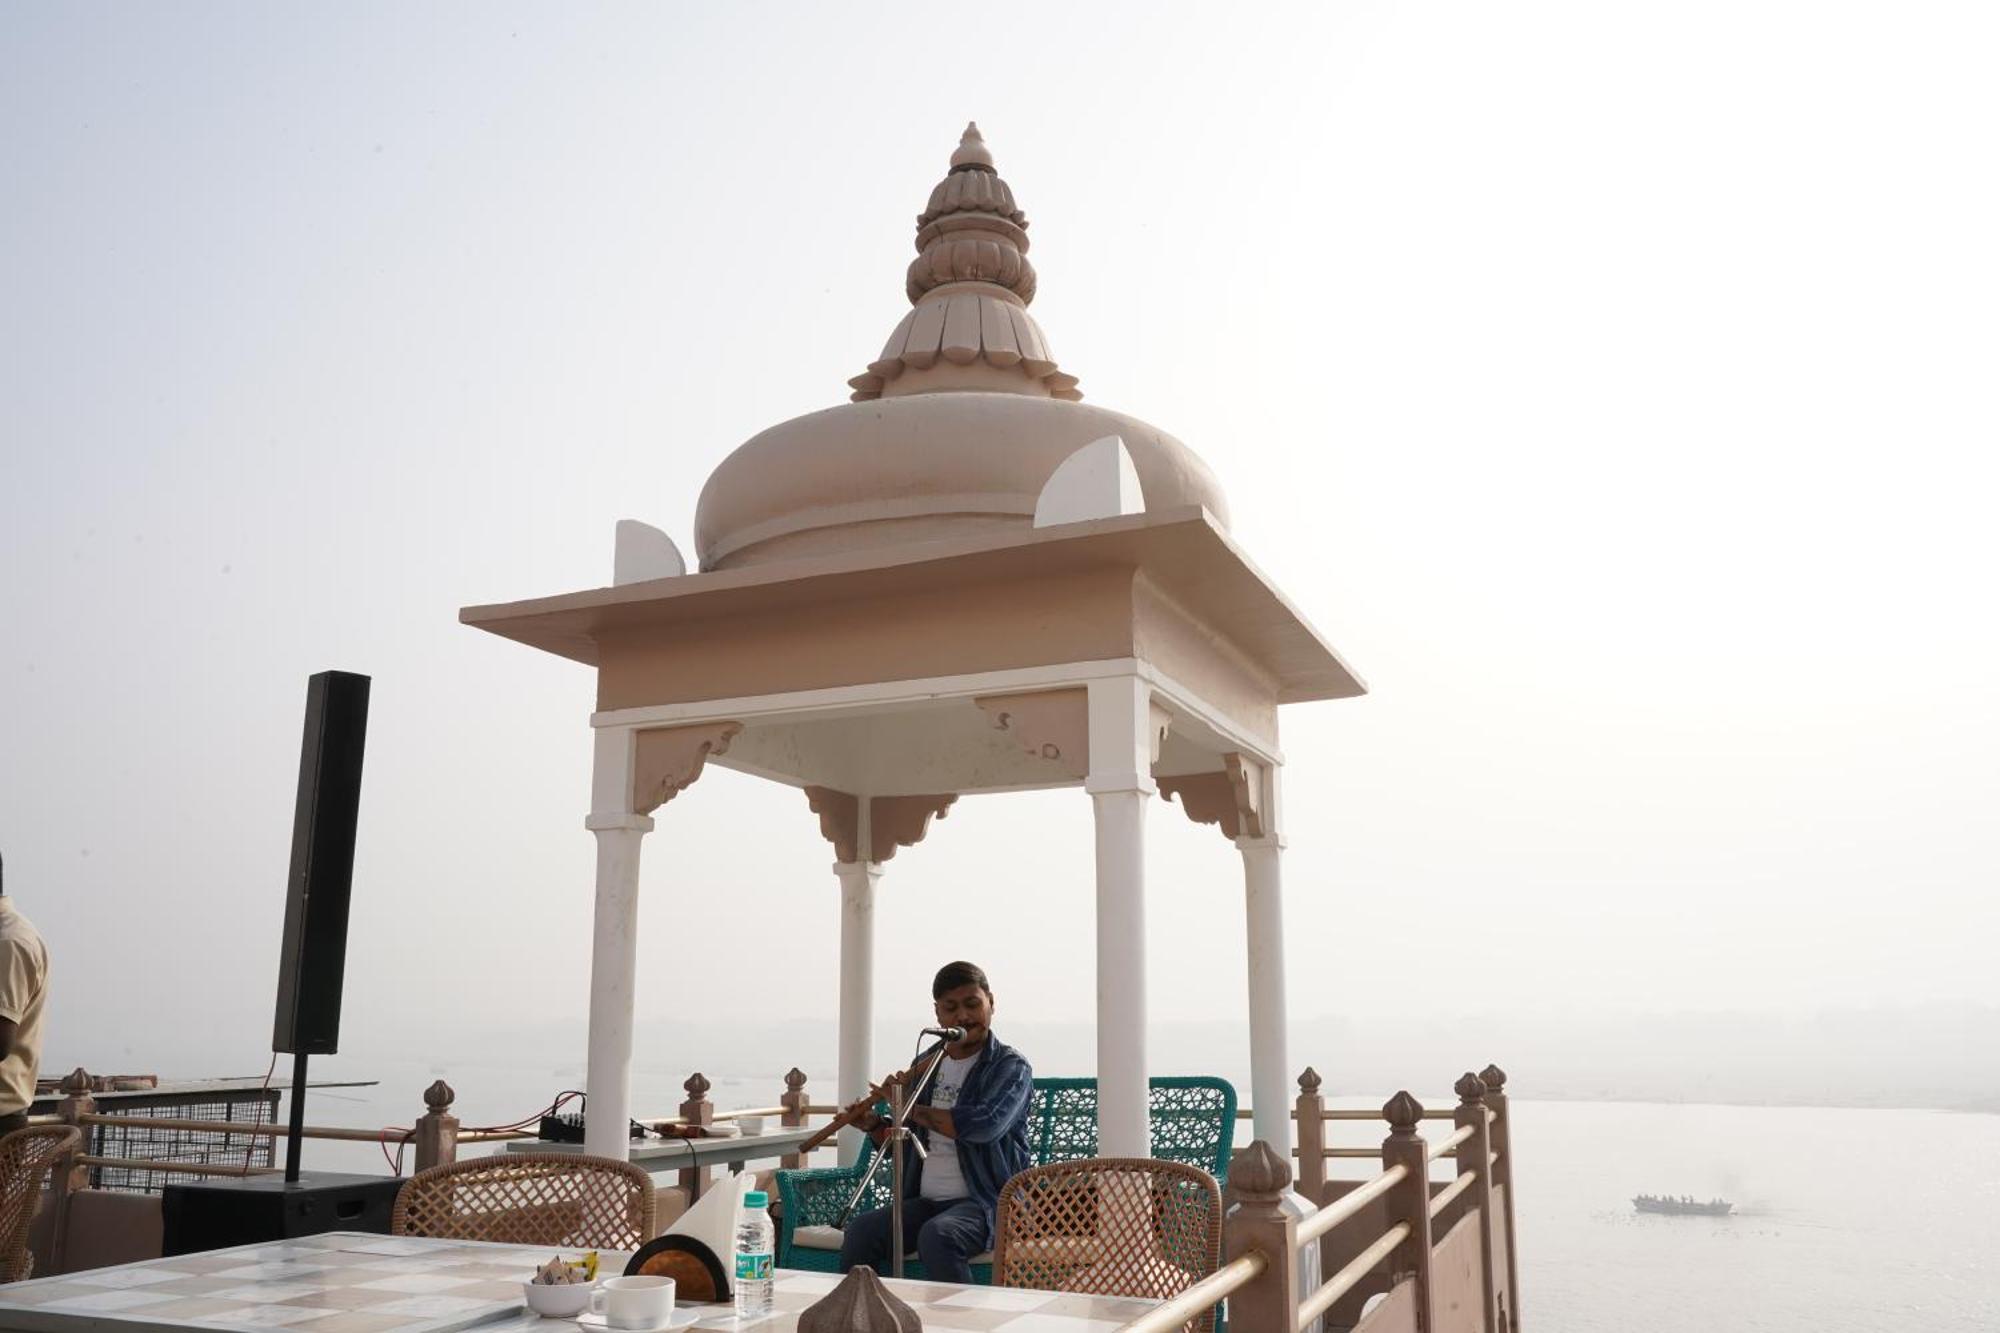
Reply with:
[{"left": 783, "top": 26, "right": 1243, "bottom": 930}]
[
  {"left": 505, "top": 1129, "right": 820, "bottom": 1195},
  {"left": 0, "top": 1232, "right": 1162, "bottom": 1331}
]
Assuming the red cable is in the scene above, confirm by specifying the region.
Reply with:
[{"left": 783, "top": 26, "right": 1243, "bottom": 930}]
[{"left": 373, "top": 1089, "right": 588, "bottom": 1176}]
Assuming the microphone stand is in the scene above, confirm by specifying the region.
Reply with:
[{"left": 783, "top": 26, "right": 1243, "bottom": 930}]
[{"left": 837, "top": 1035, "right": 952, "bottom": 1279}]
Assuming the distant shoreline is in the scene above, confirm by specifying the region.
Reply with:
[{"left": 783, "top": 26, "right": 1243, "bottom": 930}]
[{"left": 1499, "top": 1090, "right": 2000, "bottom": 1117}]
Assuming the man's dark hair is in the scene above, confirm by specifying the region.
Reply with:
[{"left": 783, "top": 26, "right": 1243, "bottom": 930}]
[{"left": 932, "top": 961, "right": 990, "bottom": 999}]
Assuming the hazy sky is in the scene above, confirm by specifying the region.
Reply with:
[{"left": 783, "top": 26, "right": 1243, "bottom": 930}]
[{"left": 4, "top": 2, "right": 1996, "bottom": 1085}]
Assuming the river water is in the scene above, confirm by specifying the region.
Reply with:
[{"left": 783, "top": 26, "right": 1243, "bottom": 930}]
[{"left": 288, "top": 1065, "right": 1999, "bottom": 1331}]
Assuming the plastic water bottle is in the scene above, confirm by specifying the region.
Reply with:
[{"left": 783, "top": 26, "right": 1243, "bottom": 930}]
[{"left": 733, "top": 1189, "right": 775, "bottom": 1321}]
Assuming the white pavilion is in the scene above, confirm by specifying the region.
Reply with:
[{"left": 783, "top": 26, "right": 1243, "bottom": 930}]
[{"left": 462, "top": 124, "right": 1365, "bottom": 1165}]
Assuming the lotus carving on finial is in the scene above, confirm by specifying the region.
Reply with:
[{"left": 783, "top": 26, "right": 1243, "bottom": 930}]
[{"left": 1382, "top": 1090, "right": 1425, "bottom": 1132}]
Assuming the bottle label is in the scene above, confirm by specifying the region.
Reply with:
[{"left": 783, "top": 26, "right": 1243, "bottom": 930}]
[{"left": 735, "top": 1252, "right": 773, "bottom": 1282}]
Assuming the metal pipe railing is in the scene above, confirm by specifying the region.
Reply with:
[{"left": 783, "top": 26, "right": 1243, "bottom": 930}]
[
  {"left": 80, "top": 1114, "right": 392, "bottom": 1144},
  {"left": 1427, "top": 1170, "right": 1476, "bottom": 1220},
  {"left": 1239, "top": 1106, "right": 1458, "bottom": 1121},
  {"left": 1426, "top": 1123, "right": 1476, "bottom": 1162},
  {"left": 74, "top": 1155, "right": 279, "bottom": 1178},
  {"left": 1296, "top": 1163, "right": 1409, "bottom": 1247},
  {"left": 1113, "top": 1252, "right": 1268, "bottom": 1333},
  {"left": 1297, "top": 1220, "right": 1412, "bottom": 1330}
]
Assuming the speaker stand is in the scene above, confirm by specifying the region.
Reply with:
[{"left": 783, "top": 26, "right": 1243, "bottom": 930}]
[{"left": 284, "top": 1051, "right": 309, "bottom": 1182}]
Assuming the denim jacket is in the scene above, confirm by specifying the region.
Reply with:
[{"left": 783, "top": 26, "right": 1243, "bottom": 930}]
[{"left": 898, "top": 1034, "right": 1033, "bottom": 1249}]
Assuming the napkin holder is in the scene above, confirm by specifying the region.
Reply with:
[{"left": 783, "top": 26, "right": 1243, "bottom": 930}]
[{"left": 624, "top": 1172, "right": 752, "bottom": 1302}]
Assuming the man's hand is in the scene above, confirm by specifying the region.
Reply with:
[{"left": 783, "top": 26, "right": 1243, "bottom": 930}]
[{"left": 908, "top": 1105, "right": 956, "bottom": 1139}]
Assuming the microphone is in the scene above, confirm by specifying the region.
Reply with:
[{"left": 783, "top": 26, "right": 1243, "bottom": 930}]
[{"left": 922, "top": 1026, "right": 967, "bottom": 1041}]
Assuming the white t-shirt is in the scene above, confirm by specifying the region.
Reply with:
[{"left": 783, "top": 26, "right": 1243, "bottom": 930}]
[{"left": 918, "top": 1052, "right": 980, "bottom": 1202}]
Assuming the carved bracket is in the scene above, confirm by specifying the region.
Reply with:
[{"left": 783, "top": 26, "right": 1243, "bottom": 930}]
[
  {"left": 1150, "top": 702, "right": 1172, "bottom": 766},
  {"left": 974, "top": 689, "right": 1088, "bottom": 776},
  {"left": 803, "top": 788, "right": 958, "bottom": 864},
  {"left": 869, "top": 794, "right": 957, "bottom": 863},
  {"left": 1157, "top": 752, "right": 1265, "bottom": 841},
  {"left": 632, "top": 721, "right": 742, "bottom": 815},
  {"left": 803, "top": 786, "right": 861, "bottom": 863}
]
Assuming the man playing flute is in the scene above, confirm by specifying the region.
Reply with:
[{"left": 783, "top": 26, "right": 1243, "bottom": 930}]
[{"left": 837, "top": 960, "right": 1034, "bottom": 1284}]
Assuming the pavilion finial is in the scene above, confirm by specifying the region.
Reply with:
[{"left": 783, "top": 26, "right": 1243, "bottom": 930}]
[
  {"left": 848, "top": 125, "right": 1081, "bottom": 403},
  {"left": 951, "top": 122, "right": 993, "bottom": 171}
]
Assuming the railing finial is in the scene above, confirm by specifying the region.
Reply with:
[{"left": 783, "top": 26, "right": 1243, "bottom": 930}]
[
  {"left": 1455, "top": 1071, "right": 1488, "bottom": 1105},
  {"left": 61, "top": 1067, "right": 94, "bottom": 1096},
  {"left": 785, "top": 1067, "right": 808, "bottom": 1091},
  {"left": 1298, "top": 1065, "right": 1322, "bottom": 1094},
  {"left": 1382, "top": 1090, "right": 1425, "bottom": 1133},
  {"left": 1479, "top": 1063, "right": 1507, "bottom": 1091},
  {"left": 684, "top": 1071, "right": 711, "bottom": 1097},
  {"left": 1228, "top": 1139, "right": 1293, "bottom": 1200},
  {"left": 423, "top": 1079, "right": 456, "bottom": 1112}
]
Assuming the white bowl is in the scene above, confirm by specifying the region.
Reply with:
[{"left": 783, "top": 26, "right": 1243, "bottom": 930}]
[{"left": 523, "top": 1281, "right": 593, "bottom": 1317}]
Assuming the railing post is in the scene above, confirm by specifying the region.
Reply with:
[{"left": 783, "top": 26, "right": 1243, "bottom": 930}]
[
  {"left": 780, "top": 1068, "right": 810, "bottom": 1169},
  {"left": 679, "top": 1073, "right": 715, "bottom": 1200},
  {"left": 413, "top": 1080, "right": 459, "bottom": 1173},
  {"left": 1381, "top": 1092, "right": 1434, "bottom": 1332},
  {"left": 46, "top": 1068, "right": 96, "bottom": 1274},
  {"left": 1294, "top": 1066, "right": 1327, "bottom": 1205},
  {"left": 1455, "top": 1073, "right": 1498, "bottom": 1333},
  {"left": 1223, "top": 1140, "right": 1300, "bottom": 1333},
  {"left": 1481, "top": 1064, "right": 1520, "bottom": 1333}
]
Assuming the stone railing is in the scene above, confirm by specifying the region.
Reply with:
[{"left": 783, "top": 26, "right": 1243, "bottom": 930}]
[
  {"left": 1121, "top": 1065, "right": 1520, "bottom": 1333},
  {"left": 34, "top": 1066, "right": 840, "bottom": 1273}
]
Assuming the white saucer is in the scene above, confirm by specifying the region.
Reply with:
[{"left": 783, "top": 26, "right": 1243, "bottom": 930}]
[{"left": 574, "top": 1310, "right": 701, "bottom": 1331}]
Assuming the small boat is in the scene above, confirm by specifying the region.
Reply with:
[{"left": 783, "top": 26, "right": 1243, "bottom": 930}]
[{"left": 1633, "top": 1193, "right": 1733, "bottom": 1216}]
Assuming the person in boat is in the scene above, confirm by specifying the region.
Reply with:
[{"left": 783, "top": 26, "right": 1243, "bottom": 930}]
[
  {"left": 0, "top": 851, "right": 53, "bottom": 1137},
  {"left": 837, "top": 961, "right": 1034, "bottom": 1285}
]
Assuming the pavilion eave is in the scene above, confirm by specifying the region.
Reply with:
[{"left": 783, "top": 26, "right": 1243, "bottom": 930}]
[{"left": 459, "top": 507, "right": 1366, "bottom": 704}]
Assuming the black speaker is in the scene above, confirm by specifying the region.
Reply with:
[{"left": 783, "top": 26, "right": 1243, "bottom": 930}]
[
  {"left": 272, "top": 670, "right": 370, "bottom": 1056},
  {"left": 162, "top": 1172, "right": 402, "bottom": 1254}
]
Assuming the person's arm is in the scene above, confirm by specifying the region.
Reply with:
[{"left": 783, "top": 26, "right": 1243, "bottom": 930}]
[
  {"left": 0, "top": 939, "right": 27, "bottom": 1062},
  {"left": 932, "top": 1054, "right": 1032, "bottom": 1145},
  {"left": 909, "top": 1103, "right": 955, "bottom": 1139}
]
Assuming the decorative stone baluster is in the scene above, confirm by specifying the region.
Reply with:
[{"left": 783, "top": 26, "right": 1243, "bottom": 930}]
[
  {"left": 780, "top": 1069, "right": 810, "bottom": 1169},
  {"left": 1380, "top": 1092, "right": 1434, "bottom": 1331},
  {"left": 1294, "top": 1066, "right": 1327, "bottom": 1204},
  {"left": 412, "top": 1080, "right": 459, "bottom": 1173},
  {"left": 1481, "top": 1063, "right": 1521, "bottom": 1332},
  {"left": 679, "top": 1073, "right": 715, "bottom": 1200},
  {"left": 1455, "top": 1073, "right": 1499, "bottom": 1333},
  {"left": 1222, "top": 1140, "right": 1300, "bottom": 1332}
]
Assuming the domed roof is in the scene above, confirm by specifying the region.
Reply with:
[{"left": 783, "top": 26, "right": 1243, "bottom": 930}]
[{"left": 694, "top": 125, "right": 1229, "bottom": 571}]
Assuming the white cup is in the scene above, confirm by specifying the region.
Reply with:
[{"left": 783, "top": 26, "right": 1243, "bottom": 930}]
[
  {"left": 590, "top": 1275, "right": 676, "bottom": 1329},
  {"left": 738, "top": 1115, "right": 767, "bottom": 1136}
]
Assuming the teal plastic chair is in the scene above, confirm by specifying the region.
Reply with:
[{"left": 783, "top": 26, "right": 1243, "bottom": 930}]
[{"left": 774, "top": 1075, "right": 1237, "bottom": 1280}]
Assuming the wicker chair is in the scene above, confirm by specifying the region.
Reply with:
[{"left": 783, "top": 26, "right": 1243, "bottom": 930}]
[
  {"left": 1, "top": 1125, "right": 81, "bottom": 1283},
  {"left": 391, "top": 1151, "right": 656, "bottom": 1250},
  {"left": 993, "top": 1157, "right": 1223, "bottom": 1332}
]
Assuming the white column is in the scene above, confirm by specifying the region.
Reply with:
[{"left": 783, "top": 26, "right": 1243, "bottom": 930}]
[
  {"left": 833, "top": 856, "right": 882, "bottom": 1165},
  {"left": 1086, "top": 676, "right": 1159, "bottom": 1158},
  {"left": 1239, "top": 829, "right": 1291, "bottom": 1154},
  {"left": 583, "top": 727, "right": 653, "bottom": 1159}
]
